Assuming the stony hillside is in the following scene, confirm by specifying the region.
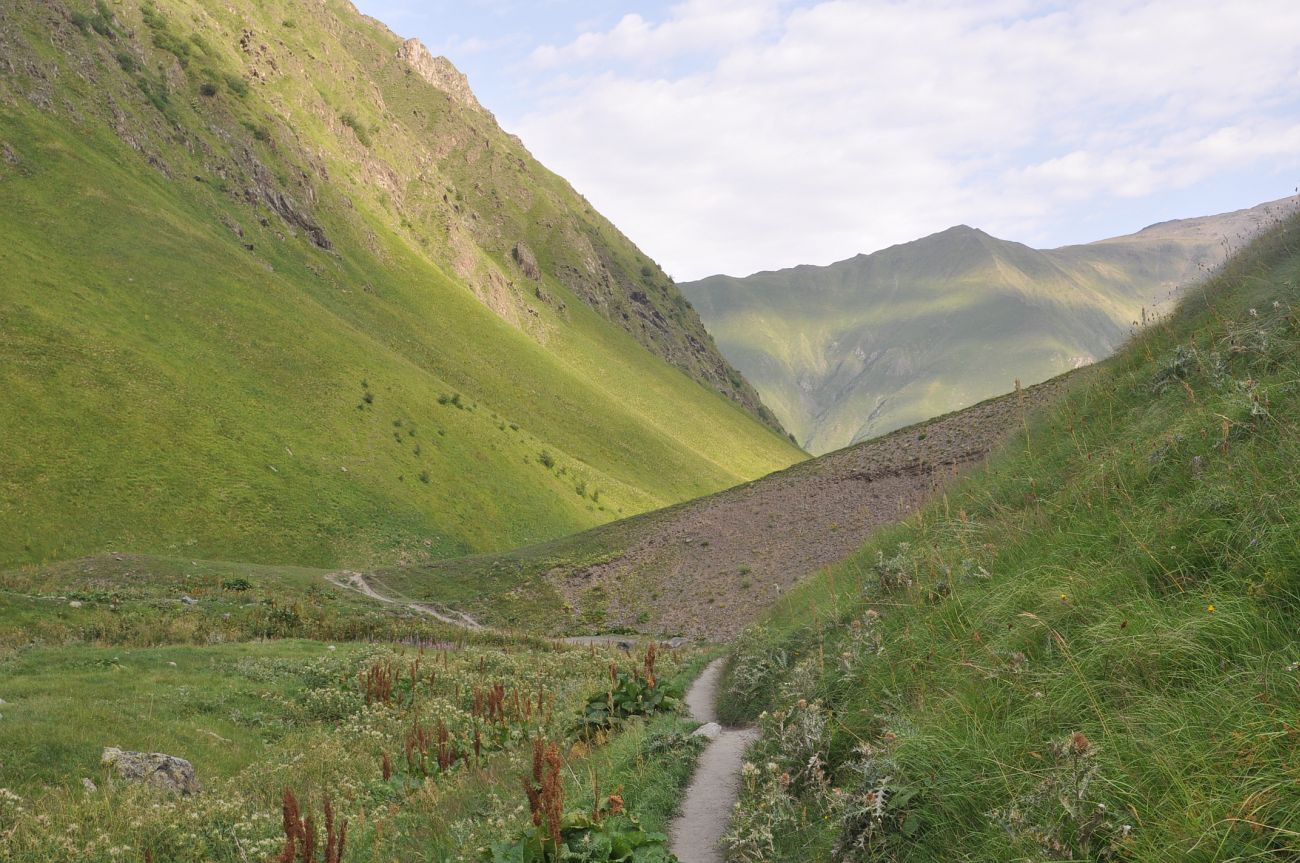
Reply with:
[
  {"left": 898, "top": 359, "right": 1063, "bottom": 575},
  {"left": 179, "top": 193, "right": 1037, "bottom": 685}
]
[
  {"left": 0, "top": 0, "right": 801, "bottom": 569},
  {"left": 682, "top": 197, "right": 1298, "bottom": 453}
]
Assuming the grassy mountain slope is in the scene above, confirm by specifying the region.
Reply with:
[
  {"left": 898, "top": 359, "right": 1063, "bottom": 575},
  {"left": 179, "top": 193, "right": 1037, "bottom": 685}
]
[
  {"left": 0, "top": 0, "right": 801, "bottom": 569},
  {"left": 682, "top": 197, "right": 1298, "bottom": 454},
  {"left": 718, "top": 210, "right": 1300, "bottom": 860}
]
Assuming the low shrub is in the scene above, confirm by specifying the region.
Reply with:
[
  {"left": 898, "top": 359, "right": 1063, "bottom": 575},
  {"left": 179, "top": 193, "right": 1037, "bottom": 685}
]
[{"left": 580, "top": 645, "right": 681, "bottom": 732}]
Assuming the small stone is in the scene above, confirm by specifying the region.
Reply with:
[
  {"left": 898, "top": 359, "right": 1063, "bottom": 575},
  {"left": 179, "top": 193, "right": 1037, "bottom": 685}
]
[
  {"left": 167, "top": 661, "right": 177, "bottom": 667},
  {"left": 68, "top": 600, "right": 83, "bottom": 608},
  {"left": 180, "top": 595, "right": 198, "bottom": 606},
  {"left": 82, "top": 777, "right": 97, "bottom": 793},
  {"left": 692, "top": 722, "right": 722, "bottom": 740},
  {"left": 101, "top": 747, "right": 200, "bottom": 795}
]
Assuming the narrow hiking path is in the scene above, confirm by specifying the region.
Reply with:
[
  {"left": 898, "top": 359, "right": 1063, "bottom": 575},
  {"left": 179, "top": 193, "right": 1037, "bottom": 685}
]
[
  {"left": 671, "top": 659, "right": 757, "bottom": 863},
  {"left": 325, "top": 570, "right": 489, "bottom": 630},
  {"left": 327, "top": 571, "right": 668, "bottom": 650}
]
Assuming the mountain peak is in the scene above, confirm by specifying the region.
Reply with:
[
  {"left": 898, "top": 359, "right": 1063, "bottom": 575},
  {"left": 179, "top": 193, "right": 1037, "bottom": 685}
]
[
  {"left": 397, "top": 38, "right": 484, "bottom": 113},
  {"left": 932, "top": 224, "right": 990, "bottom": 240}
]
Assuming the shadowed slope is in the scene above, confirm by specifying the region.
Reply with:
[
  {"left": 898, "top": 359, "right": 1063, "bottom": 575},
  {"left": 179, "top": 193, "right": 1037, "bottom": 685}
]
[{"left": 682, "top": 197, "right": 1299, "bottom": 453}]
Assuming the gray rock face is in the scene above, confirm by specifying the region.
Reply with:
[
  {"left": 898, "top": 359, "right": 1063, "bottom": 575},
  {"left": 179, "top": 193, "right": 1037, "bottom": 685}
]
[
  {"left": 101, "top": 747, "right": 200, "bottom": 795},
  {"left": 512, "top": 242, "right": 541, "bottom": 281},
  {"left": 397, "top": 39, "right": 484, "bottom": 113}
]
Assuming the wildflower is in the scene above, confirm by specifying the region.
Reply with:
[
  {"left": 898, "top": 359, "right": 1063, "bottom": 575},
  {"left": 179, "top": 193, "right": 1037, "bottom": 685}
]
[
  {"left": 1059, "top": 594, "right": 1069, "bottom": 603},
  {"left": 1207, "top": 604, "right": 1215, "bottom": 613}
]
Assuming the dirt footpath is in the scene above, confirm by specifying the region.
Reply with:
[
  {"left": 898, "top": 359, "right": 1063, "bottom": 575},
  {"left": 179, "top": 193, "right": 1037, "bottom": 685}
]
[{"left": 670, "top": 659, "right": 758, "bottom": 863}]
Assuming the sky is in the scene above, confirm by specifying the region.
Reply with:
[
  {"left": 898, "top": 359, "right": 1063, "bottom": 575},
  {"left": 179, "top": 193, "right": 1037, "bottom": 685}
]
[{"left": 353, "top": 0, "right": 1300, "bottom": 280}]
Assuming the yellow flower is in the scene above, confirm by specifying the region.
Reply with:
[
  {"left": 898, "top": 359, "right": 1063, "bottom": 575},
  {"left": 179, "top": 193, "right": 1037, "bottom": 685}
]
[{"left": 1207, "top": 604, "right": 1215, "bottom": 613}]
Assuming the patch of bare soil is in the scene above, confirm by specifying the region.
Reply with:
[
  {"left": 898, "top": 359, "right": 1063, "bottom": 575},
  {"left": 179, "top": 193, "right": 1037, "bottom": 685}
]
[{"left": 553, "top": 374, "right": 1077, "bottom": 640}]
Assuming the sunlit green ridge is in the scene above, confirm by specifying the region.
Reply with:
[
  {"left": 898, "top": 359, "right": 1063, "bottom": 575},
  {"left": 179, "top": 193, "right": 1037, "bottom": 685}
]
[{"left": 0, "top": 0, "right": 802, "bottom": 569}]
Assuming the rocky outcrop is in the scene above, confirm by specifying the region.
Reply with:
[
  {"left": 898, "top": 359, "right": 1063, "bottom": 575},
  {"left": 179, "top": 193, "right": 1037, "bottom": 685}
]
[
  {"left": 101, "top": 747, "right": 200, "bottom": 795},
  {"left": 512, "top": 241, "right": 541, "bottom": 281},
  {"left": 245, "top": 167, "right": 330, "bottom": 250},
  {"left": 397, "top": 39, "right": 484, "bottom": 114}
]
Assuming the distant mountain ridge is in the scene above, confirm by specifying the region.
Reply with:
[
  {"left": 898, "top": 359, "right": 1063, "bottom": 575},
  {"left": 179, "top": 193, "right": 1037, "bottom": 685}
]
[{"left": 681, "top": 196, "right": 1299, "bottom": 453}]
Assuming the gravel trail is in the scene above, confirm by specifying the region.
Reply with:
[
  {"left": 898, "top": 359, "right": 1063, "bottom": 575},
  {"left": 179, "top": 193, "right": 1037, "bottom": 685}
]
[{"left": 670, "top": 659, "right": 757, "bottom": 863}]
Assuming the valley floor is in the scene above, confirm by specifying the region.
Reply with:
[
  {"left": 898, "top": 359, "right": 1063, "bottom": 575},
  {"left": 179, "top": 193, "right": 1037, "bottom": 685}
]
[{"left": 375, "top": 372, "right": 1078, "bottom": 639}]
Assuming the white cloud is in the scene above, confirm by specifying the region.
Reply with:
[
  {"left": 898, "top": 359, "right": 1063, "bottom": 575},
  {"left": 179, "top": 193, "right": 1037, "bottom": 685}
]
[
  {"left": 512, "top": 0, "right": 1300, "bottom": 279},
  {"left": 529, "top": 0, "right": 786, "bottom": 68}
]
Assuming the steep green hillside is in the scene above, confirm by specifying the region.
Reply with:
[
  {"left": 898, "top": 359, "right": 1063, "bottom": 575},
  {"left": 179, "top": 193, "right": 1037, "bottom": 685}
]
[
  {"left": 682, "top": 198, "right": 1297, "bottom": 453},
  {"left": 719, "top": 211, "right": 1300, "bottom": 860},
  {"left": 0, "top": 0, "right": 801, "bottom": 569}
]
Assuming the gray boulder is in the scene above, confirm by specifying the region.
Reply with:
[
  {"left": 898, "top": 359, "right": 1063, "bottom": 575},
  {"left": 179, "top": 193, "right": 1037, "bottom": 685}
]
[
  {"left": 691, "top": 721, "right": 722, "bottom": 740},
  {"left": 101, "top": 747, "right": 200, "bottom": 795}
]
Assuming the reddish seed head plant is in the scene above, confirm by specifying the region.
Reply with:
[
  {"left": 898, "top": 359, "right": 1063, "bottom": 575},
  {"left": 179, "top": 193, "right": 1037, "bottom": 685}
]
[
  {"left": 520, "top": 737, "right": 566, "bottom": 846},
  {"left": 277, "top": 788, "right": 348, "bottom": 863},
  {"left": 643, "top": 643, "right": 658, "bottom": 688}
]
